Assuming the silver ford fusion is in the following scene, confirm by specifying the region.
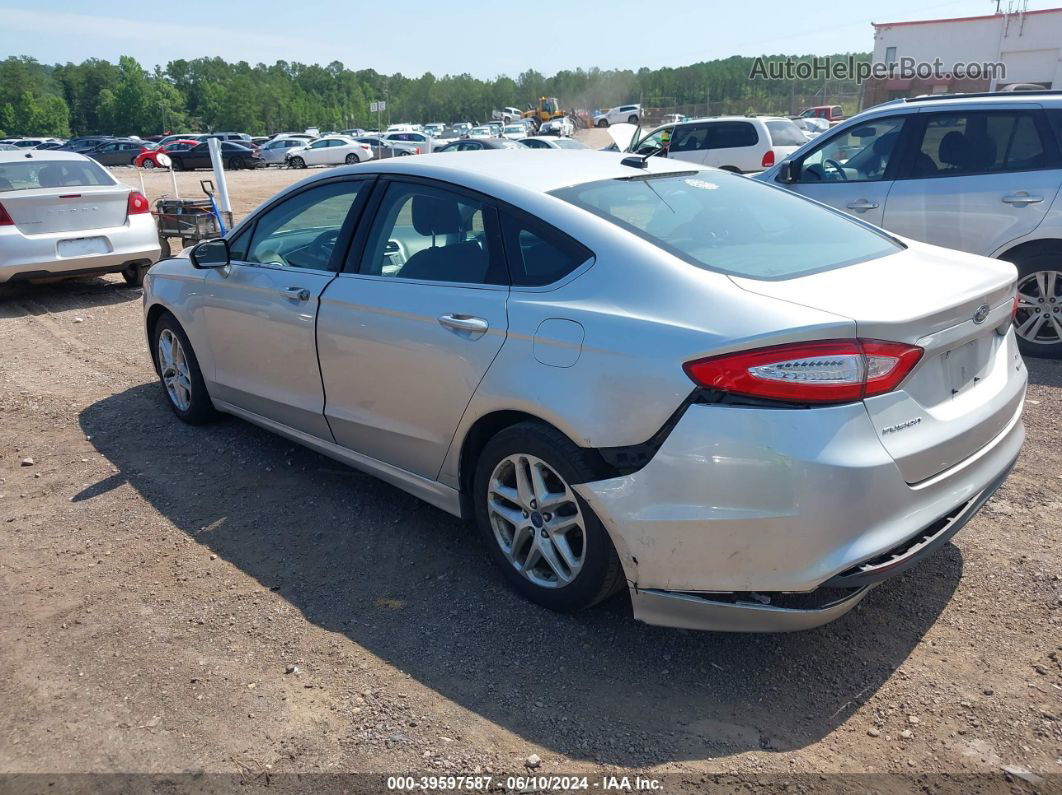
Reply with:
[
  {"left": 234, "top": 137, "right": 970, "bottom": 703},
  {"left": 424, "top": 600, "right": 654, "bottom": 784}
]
[{"left": 142, "top": 150, "right": 1026, "bottom": 631}]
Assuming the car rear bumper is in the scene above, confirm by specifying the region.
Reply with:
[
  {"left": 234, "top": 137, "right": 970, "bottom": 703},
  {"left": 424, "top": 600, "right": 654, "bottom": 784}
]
[
  {"left": 574, "top": 388, "right": 1025, "bottom": 632},
  {"left": 0, "top": 216, "right": 160, "bottom": 283}
]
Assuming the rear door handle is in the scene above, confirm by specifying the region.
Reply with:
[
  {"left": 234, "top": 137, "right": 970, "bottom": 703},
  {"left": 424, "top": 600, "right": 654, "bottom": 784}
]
[
  {"left": 438, "top": 314, "right": 488, "bottom": 335},
  {"left": 846, "top": 199, "right": 879, "bottom": 212},
  {"left": 280, "top": 286, "right": 310, "bottom": 302},
  {"left": 1001, "top": 192, "right": 1044, "bottom": 206}
]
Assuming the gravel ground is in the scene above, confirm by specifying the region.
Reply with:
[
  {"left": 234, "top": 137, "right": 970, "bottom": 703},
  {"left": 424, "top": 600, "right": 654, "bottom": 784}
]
[{"left": 0, "top": 142, "right": 1059, "bottom": 792}]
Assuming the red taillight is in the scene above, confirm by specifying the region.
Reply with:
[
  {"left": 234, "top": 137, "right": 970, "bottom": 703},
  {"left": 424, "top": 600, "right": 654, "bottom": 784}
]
[
  {"left": 127, "top": 190, "right": 150, "bottom": 215},
  {"left": 761, "top": 149, "right": 776, "bottom": 168},
  {"left": 0, "top": 202, "right": 12, "bottom": 226},
  {"left": 683, "top": 339, "right": 923, "bottom": 404}
]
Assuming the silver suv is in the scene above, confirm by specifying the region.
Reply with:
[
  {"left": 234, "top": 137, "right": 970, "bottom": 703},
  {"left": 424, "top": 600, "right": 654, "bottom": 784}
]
[{"left": 759, "top": 90, "right": 1062, "bottom": 358}]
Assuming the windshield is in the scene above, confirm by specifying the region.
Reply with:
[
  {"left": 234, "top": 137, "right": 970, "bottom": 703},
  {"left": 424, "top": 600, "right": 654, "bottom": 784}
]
[
  {"left": 504, "top": 125, "right": 523, "bottom": 134},
  {"left": 551, "top": 172, "right": 901, "bottom": 280},
  {"left": 0, "top": 159, "right": 116, "bottom": 191},
  {"left": 765, "top": 120, "right": 807, "bottom": 147}
]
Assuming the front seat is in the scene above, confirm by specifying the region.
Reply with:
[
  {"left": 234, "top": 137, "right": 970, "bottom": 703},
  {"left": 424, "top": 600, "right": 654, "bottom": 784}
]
[{"left": 398, "top": 194, "right": 489, "bottom": 283}]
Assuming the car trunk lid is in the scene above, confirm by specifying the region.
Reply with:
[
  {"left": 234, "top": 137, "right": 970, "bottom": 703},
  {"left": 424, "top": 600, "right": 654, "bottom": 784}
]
[
  {"left": 731, "top": 243, "right": 1025, "bottom": 483},
  {"left": 2, "top": 184, "right": 131, "bottom": 234}
]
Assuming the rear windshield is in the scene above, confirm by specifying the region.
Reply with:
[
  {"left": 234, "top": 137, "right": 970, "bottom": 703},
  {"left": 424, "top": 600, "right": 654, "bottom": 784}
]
[
  {"left": 765, "top": 120, "right": 807, "bottom": 147},
  {"left": 551, "top": 171, "right": 901, "bottom": 280},
  {"left": 0, "top": 159, "right": 115, "bottom": 192}
]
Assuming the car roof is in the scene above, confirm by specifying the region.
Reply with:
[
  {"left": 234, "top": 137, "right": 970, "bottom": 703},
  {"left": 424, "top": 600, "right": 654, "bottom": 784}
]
[
  {"left": 309, "top": 149, "right": 702, "bottom": 194},
  {"left": 0, "top": 150, "right": 94, "bottom": 164},
  {"left": 875, "top": 90, "right": 1062, "bottom": 109}
]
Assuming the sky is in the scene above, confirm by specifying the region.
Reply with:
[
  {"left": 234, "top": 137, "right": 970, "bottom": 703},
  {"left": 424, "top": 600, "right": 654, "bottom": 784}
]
[{"left": 0, "top": 0, "right": 1049, "bottom": 78}]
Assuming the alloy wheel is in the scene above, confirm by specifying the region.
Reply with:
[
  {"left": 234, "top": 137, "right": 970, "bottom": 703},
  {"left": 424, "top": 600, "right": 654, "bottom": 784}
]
[
  {"left": 486, "top": 453, "right": 586, "bottom": 588},
  {"left": 1015, "top": 269, "right": 1062, "bottom": 347},
  {"left": 157, "top": 328, "right": 192, "bottom": 411}
]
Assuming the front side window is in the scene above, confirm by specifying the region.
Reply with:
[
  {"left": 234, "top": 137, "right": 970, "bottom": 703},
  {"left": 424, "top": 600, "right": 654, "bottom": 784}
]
[
  {"left": 358, "top": 182, "right": 503, "bottom": 285},
  {"left": 552, "top": 172, "right": 901, "bottom": 280},
  {"left": 911, "top": 112, "right": 1047, "bottom": 177},
  {"left": 631, "top": 126, "right": 674, "bottom": 155},
  {"left": 796, "top": 116, "right": 906, "bottom": 183},
  {"left": 243, "top": 180, "right": 365, "bottom": 270}
]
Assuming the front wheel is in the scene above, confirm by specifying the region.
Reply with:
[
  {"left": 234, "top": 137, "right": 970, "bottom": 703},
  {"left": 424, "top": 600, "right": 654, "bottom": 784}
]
[
  {"left": 473, "top": 422, "right": 625, "bottom": 613},
  {"left": 596, "top": 119, "right": 609, "bottom": 128},
  {"left": 345, "top": 153, "right": 360, "bottom": 165},
  {"left": 289, "top": 156, "right": 306, "bottom": 169},
  {"left": 170, "top": 158, "right": 184, "bottom": 171},
  {"left": 152, "top": 313, "right": 219, "bottom": 424},
  {"left": 122, "top": 263, "right": 149, "bottom": 287},
  {"left": 142, "top": 159, "right": 156, "bottom": 170},
  {"left": 1013, "top": 252, "right": 1062, "bottom": 358}
]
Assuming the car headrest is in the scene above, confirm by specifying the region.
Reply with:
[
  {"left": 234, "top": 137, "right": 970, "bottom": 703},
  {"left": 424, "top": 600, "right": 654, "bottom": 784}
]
[
  {"left": 411, "top": 194, "right": 462, "bottom": 236},
  {"left": 938, "top": 132, "right": 968, "bottom": 167},
  {"left": 872, "top": 131, "right": 898, "bottom": 156},
  {"left": 37, "top": 165, "right": 66, "bottom": 188}
]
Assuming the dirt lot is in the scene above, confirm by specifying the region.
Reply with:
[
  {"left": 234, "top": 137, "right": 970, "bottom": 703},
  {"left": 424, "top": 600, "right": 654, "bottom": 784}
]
[{"left": 0, "top": 148, "right": 1060, "bottom": 792}]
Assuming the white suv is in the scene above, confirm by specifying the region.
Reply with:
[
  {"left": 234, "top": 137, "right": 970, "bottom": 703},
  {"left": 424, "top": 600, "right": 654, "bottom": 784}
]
[
  {"left": 628, "top": 116, "right": 806, "bottom": 173},
  {"left": 758, "top": 91, "right": 1062, "bottom": 358},
  {"left": 594, "top": 104, "right": 641, "bottom": 127}
]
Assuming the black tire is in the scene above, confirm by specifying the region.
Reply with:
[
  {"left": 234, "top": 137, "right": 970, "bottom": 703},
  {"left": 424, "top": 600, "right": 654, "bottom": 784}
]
[
  {"left": 345, "top": 153, "right": 359, "bottom": 165},
  {"left": 596, "top": 118, "right": 609, "bottom": 128},
  {"left": 226, "top": 157, "right": 238, "bottom": 170},
  {"left": 1011, "top": 249, "right": 1062, "bottom": 359},
  {"left": 142, "top": 159, "right": 156, "bottom": 170},
  {"left": 290, "top": 156, "right": 306, "bottom": 169},
  {"left": 151, "top": 312, "right": 219, "bottom": 425},
  {"left": 170, "top": 158, "right": 184, "bottom": 171},
  {"left": 122, "top": 263, "right": 149, "bottom": 287},
  {"left": 157, "top": 231, "right": 172, "bottom": 260},
  {"left": 719, "top": 165, "right": 741, "bottom": 173},
  {"left": 473, "top": 422, "right": 625, "bottom": 613},
  {"left": 627, "top": 115, "right": 639, "bottom": 125}
]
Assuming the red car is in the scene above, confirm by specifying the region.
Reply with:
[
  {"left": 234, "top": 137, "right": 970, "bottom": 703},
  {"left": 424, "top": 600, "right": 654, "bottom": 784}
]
[{"left": 135, "top": 140, "right": 201, "bottom": 169}]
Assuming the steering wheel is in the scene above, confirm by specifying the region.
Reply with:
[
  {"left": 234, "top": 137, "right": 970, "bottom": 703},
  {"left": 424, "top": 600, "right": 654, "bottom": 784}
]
[{"left": 823, "top": 158, "right": 848, "bottom": 181}]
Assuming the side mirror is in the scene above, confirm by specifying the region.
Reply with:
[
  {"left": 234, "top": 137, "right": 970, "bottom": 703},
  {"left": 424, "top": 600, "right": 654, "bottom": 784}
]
[
  {"left": 189, "top": 238, "right": 230, "bottom": 269},
  {"left": 778, "top": 160, "right": 799, "bottom": 183}
]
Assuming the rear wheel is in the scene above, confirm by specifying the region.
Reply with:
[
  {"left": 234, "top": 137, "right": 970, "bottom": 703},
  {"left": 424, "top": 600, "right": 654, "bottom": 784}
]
[
  {"left": 170, "top": 158, "right": 184, "bottom": 171},
  {"left": 152, "top": 313, "right": 219, "bottom": 424},
  {"left": 473, "top": 422, "right": 625, "bottom": 613},
  {"left": 627, "top": 115, "right": 639, "bottom": 125},
  {"left": 596, "top": 119, "right": 609, "bottom": 128},
  {"left": 345, "top": 153, "right": 360, "bottom": 165},
  {"left": 719, "top": 165, "right": 741, "bottom": 173},
  {"left": 1013, "top": 251, "right": 1062, "bottom": 358}
]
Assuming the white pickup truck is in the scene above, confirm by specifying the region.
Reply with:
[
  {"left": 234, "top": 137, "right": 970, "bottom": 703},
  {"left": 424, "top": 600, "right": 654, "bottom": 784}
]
[{"left": 491, "top": 107, "right": 524, "bottom": 124}]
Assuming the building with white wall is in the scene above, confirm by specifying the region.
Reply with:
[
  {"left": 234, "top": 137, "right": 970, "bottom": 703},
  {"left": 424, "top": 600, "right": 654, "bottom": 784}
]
[{"left": 863, "top": 6, "right": 1062, "bottom": 107}]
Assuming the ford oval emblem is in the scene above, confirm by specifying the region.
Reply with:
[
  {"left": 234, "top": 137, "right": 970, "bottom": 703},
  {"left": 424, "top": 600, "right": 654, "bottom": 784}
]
[{"left": 973, "top": 304, "right": 990, "bottom": 324}]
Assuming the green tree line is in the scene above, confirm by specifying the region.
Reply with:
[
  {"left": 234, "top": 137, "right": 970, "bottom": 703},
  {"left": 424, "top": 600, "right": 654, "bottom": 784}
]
[{"left": 0, "top": 52, "right": 869, "bottom": 138}]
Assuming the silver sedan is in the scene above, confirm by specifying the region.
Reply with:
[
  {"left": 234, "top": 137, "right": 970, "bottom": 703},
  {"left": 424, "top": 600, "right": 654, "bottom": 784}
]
[{"left": 141, "top": 151, "right": 1026, "bottom": 631}]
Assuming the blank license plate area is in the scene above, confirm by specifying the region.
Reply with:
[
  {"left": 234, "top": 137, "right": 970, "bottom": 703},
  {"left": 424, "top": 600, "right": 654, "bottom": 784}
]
[
  {"left": 942, "top": 338, "right": 991, "bottom": 397},
  {"left": 57, "top": 236, "right": 110, "bottom": 257}
]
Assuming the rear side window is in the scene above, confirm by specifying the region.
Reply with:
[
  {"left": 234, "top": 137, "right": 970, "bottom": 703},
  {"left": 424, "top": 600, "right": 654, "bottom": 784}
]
[
  {"left": 914, "top": 112, "right": 1047, "bottom": 176},
  {"left": 765, "top": 120, "right": 807, "bottom": 147},
  {"left": 0, "top": 159, "right": 115, "bottom": 191},
  {"left": 500, "top": 210, "right": 593, "bottom": 286},
  {"left": 707, "top": 122, "right": 758, "bottom": 149},
  {"left": 552, "top": 172, "right": 901, "bottom": 280}
]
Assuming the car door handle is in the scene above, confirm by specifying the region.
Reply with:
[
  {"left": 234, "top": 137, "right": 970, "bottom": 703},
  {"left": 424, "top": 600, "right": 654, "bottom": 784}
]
[
  {"left": 438, "top": 314, "right": 488, "bottom": 334},
  {"left": 1001, "top": 192, "right": 1044, "bottom": 206},
  {"left": 280, "top": 286, "right": 310, "bottom": 302},
  {"left": 846, "top": 199, "right": 879, "bottom": 212}
]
